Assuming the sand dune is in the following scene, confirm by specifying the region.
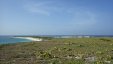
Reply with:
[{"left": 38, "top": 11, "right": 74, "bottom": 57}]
[{"left": 14, "top": 37, "right": 43, "bottom": 41}]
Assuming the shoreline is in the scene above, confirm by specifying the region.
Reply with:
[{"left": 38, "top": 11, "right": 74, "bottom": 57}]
[{"left": 14, "top": 37, "right": 43, "bottom": 41}]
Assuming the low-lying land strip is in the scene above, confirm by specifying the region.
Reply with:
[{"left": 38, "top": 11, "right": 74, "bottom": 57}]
[{"left": 14, "top": 37, "right": 43, "bottom": 41}]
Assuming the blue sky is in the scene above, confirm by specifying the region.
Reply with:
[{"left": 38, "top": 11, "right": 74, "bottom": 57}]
[{"left": 0, "top": 0, "right": 113, "bottom": 35}]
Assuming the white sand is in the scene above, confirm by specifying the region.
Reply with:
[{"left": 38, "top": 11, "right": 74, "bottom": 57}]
[{"left": 14, "top": 37, "right": 43, "bottom": 41}]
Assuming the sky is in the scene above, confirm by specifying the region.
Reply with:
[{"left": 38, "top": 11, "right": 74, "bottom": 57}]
[{"left": 0, "top": 0, "right": 113, "bottom": 35}]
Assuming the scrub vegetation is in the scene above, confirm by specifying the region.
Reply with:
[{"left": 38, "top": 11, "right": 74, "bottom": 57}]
[{"left": 0, "top": 37, "right": 113, "bottom": 64}]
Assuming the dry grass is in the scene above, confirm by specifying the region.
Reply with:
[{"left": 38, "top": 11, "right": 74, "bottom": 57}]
[{"left": 0, "top": 38, "right": 113, "bottom": 64}]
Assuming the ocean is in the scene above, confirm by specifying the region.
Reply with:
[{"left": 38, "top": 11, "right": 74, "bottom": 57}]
[{"left": 0, "top": 36, "right": 32, "bottom": 44}]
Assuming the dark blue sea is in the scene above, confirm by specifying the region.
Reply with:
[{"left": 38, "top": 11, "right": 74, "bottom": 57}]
[{"left": 0, "top": 36, "right": 32, "bottom": 44}]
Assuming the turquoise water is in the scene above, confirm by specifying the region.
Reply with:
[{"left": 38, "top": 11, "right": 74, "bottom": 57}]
[{"left": 0, "top": 36, "right": 32, "bottom": 44}]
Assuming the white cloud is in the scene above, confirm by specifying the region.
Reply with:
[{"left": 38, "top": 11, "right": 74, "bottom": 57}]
[
  {"left": 71, "top": 9, "right": 97, "bottom": 27},
  {"left": 24, "top": 1, "right": 64, "bottom": 16},
  {"left": 24, "top": 2, "right": 50, "bottom": 15},
  {"left": 24, "top": 0, "right": 98, "bottom": 26}
]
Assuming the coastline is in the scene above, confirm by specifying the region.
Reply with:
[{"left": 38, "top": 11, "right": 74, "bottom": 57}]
[{"left": 14, "top": 37, "right": 43, "bottom": 41}]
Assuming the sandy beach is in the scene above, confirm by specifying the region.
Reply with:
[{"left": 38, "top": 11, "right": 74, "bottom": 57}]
[{"left": 14, "top": 37, "right": 43, "bottom": 41}]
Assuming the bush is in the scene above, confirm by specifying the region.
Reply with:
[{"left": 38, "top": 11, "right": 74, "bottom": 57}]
[
  {"left": 36, "top": 51, "right": 53, "bottom": 59},
  {"left": 99, "top": 38, "right": 111, "bottom": 42}
]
